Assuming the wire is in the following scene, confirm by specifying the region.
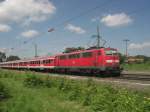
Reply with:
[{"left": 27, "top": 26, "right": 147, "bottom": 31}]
[
  {"left": 10, "top": 0, "right": 150, "bottom": 55},
  {"left": 53, "top": 0, "right": 113, "bottom": 28},
  {"left": 10, "top": 0, "right": 113, "bottom": 52}
]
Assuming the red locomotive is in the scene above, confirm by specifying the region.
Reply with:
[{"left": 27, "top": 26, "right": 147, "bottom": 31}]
[{"left": 0, "top": 47, "right": 121, "bottom": 75}]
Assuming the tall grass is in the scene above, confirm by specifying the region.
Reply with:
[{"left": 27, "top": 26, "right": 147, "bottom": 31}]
[
  {"left": 123, "top": 63, "right": 150, "bottom": 71},
  {"left": 0, "top": 69, "right": 150, "bottom": 112},
  {"left": 0, "top": 81, "right": 10, "bottom": 101},
  {"left": 23, "top": 73, "right": 150, "bottom": 112}
]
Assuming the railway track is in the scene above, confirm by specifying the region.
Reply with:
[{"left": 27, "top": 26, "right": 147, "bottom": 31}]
[
  {"left": 120, "top": 73, "right": 150, "bottom": 81},
  {"left": 1, "top": 68, "right": 150, "bottom": 82}
]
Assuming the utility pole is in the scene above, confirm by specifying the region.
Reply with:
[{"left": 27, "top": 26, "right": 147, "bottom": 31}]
[
  {"left": 123, "top": 39, "right": 130, "bottom": 57},
  {"left": 34, "top": 43, "right": 38, "bottom": 57},
  {"left": 92, "top": 25, "right": 101, "bottom": 48},
  {"left": 97, "top": 25, "right": 101, "bottom": 48}
]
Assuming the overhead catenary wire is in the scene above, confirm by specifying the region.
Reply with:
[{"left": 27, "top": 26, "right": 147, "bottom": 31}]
[
  {"left": 9, "top": 0, "right": 150, "bottom": 56},
  {"left": 52, "top": 0, "right": 113, "bottom": 28},
  {"left": 9, "top": 0, "right": 113, "bottom": 52}
]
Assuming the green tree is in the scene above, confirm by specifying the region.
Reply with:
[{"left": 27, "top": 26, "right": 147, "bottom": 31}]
[
  {"left": 118, "top": 53, "right": 126, "bottom": 64},
  {"left": 6, "top": 55, "right": 20, "bottom": 61},
  {"left": 63, "top": 47, "right": 85, "bottom": 53},
  {"left": 0, "top": 52, "right": 6, "bottom": 62}
]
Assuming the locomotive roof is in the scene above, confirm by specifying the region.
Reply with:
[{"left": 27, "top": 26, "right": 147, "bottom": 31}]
[{"left": 56, "top": 47, "right": 117, "bottom": 56}]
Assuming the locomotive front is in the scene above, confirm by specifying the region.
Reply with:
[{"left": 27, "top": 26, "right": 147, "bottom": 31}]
[{"left": 103, "top": 48, "right": 121, "bottom": 74}]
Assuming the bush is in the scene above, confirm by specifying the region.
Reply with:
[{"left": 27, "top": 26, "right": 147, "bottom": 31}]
[
  {"left": 24, "top": 75, "right": 44, "bottom": 87},
  {"left": 57, "top": 78, "right": 65, "bottom": 90},
  {"left": 144, "top": 97, "right": 150, "bottom": 112},
  {"left": 0, "top": 81, "right": 10, "bottom": 101},
  {"left": 43, "top": 76, "right": 52, "bottom": 88},
  {"left": 68, "top": 84, "right": 81, "bottom": 101}
]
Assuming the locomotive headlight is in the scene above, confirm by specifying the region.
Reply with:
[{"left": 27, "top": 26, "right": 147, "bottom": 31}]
[
  {"left": 106, "top": 60, "right": 113, "bottom": 63},
  {"left": 115, "top": 60, "right": 119, "bottom": 63}
]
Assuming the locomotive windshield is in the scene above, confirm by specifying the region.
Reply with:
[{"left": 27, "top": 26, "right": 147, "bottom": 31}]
[{"left": 105, "top": 49, "right": 118, "bottom": 55}]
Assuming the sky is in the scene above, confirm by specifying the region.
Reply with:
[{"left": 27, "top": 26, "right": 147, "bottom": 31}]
[{"left": 0, "top": 0, "right": 150, "bottom": 58}]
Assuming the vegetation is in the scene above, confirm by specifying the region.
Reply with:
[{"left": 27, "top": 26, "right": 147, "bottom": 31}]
[
  {"left": 0, "top": 52, "right": 6, "bottom": 62},
  {"left": 118, "top": 53, "right": 126, "bottom": 64},
  {"left": 0, "top": 52, "right": 20, "bottom": 62},
  {"left": 6, "top": 55, "right": 20, "bottom": 61},
  {"left": 0, "top": 69, "right": 150, "bottom": 112},
  {"left": 119, "top": 53, "right": 150, "bottom": 71},
  {"left": 123, "top": 62, "right": 150, "bottom": 71},
  {"left": 0, "top": 81, "right": 10, "bottom": 101},
  {"left": 63, "top": 47, "right": 85, "bottom": 53}
]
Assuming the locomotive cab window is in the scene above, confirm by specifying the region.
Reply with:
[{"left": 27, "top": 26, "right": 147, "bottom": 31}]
[
  {"left": 82, "top": 52, "right": 92, "bottom": 58},
  {"left": 98, "top": 51, "right": 101, "bottom": 55},
  {"left": 105, "top": 50, "right": 118, "bottom": 55},
  {"left": 69, "top": 54, "right": 80, "bottom": 59},
  {"left": 60, "top": 55, "right": 66, "bottom": 60}
]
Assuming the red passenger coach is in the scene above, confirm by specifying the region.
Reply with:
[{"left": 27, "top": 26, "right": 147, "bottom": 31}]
[{"left": 0, "top": 56, "right": 55, "bottom": 70}]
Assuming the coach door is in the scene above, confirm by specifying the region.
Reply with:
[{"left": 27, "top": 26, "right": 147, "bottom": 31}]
[
  {"left": 55, "top": 56, "right": 60, "bottom": 66},
  {"left": 95, "top": 50, "right": 104, "bottom": 67}
]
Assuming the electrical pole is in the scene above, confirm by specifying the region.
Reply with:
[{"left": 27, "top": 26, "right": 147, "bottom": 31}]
[
  {"left": 92, "top": 25, "right": 101, "bottom": 48},
  {"left": 97, "top": 25, "right": 100, "bottom": 48},
  {"left": 123, "top": 39, "right": 130, "bottom": 57},
  {"left": 34, "top": 43, "right": 38, "bottom": 57}
]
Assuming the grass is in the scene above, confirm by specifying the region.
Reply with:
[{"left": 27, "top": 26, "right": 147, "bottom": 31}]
[
  {"left": 0, "top": 70, "right": 90, "bottom": 112},
  {"left": 122, "top": 63, "right": 150, "bottom": 72},
  {"left": 0, "top": 69, "right": 150, "bottom": 112}
]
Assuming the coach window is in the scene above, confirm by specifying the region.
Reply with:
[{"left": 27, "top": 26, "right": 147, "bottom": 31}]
[
  {"left": 43, "top": 60, "right": 46, "bottom": 64},
  {"left": 38, "top": 61, "right": 40, "bottom": 64},
  {"left": 69, "top": 54, "right": 80, "bottom": 59},
  {"left": 60, "top": 55, "right": 66, "bottom": 60},
  {"left": 37, "top": 61, "right": 40, "bottom": 64},
  {"left": 98, "top": 51, "right": 101, "bottom": 55},
  {"left": 49, "top": 60, "right": 53, "bottom": 64},
  {"left": 82, "top": 52, "right": 92, "bottom": 58},
  {"left": 69, "top": 54, "right": 73, "bottom": 59},
  {"left": 48, "top": 59, "right": 53, "bottom": 64},
  {"left": 46, "top": 60, "right": 50, "bottom": 64},
  {"left": 46, "top": 60, "right": 48, "bottom": 64},
  {"left": 75, "top": 53, "right": 80, "bottom": 58},
  {"left": 48, "top": 60, "right": 51, "bottom": 64},
  {"left": 51, "top": 60, "right": 53, "bottom": 63}
]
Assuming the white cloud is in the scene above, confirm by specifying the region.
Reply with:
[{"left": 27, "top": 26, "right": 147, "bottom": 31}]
[
  {"left": 21, "top": 30, "right": 39, "bottom": 38},
  {"left": 0, "top": 24, "right": 11, "bottom": 32},
  {"left": 129, "top": 42, "right": 150, "bottom": 50},
  {"left": 0, "top": 48, "right": 10, "bottom": 53},
  {"left": 101, "top": 13, "right": 132, "bottom": 27},
  {"left": 91, "top": 17, "right": 100, "bottom": 22},
  {"left": 0, "top": 0, "right": 56, "bottom": 25},
  {"left": 65, "top": 24, "right": 86, "bottom": 34}
]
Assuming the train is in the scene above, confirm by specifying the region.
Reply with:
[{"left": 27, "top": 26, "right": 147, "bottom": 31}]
[{"left": 0, "top": 47, "right": 121, "bottom": 75}]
